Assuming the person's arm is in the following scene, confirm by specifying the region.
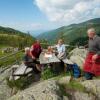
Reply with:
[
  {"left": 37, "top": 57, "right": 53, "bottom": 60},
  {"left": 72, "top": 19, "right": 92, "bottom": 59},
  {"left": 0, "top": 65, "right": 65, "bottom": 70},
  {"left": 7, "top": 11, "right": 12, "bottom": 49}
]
[
  {"left": 58, "top": 45, "right": 66, "bottom": 58},
  {"left": 51, "top": 45, "right": 57, "bottom": 49},
  {"left": 96, "top": 38, "right": 100, "bottom": 55},
  {"left": 84, "top": 44, "right": 88, "bottom": 49},
  {"left": 92, "top": 37, "right": 100, "bottom": 61},
  {"left": 62, "top": 45, "right": 66, "bottom": 55},
  {"left": 62, "top": 45, "right": 66, "bottom": 52},
  {"left": 51, "top": 45, "right": 58, "bottom": 53},
  {"left": 30, "top": 46, "right": 36, "bottom": 60}
]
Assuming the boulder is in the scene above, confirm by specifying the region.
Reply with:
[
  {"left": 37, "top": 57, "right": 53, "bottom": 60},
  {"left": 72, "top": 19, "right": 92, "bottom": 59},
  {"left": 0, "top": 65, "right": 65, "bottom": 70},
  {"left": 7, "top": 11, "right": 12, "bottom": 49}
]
[
  {"left": 73, "top": 91, "right": 95, "bottom": 100},
  {"left": 69, "top": 48, "right": 88, "bottom": 69},
  {"left": 8, "top": 79, "right": 63, "bottom": 100},
  {"left": 69, "top": 48, "right": 87, "bottom": 59},
  {"left": 63, "top": 96, "right": 69, "bottom": 100},
  {"left": 0, "top": 81, "right": 11, "bottom": 100},
  {"left": 70, "top": 55, "right": 85, "bottom": 69},
  {"left": 81, "top": 80, "right": 100, "bottom": 100},
  {"left": 58, "top": 76, "right": 71, "bottom": 85},
  {"left": 0, "top": 67, "right": 12, "bottom": 100},
  {"left": 0, "top": 67, "right": 12, "bottom": 84}
]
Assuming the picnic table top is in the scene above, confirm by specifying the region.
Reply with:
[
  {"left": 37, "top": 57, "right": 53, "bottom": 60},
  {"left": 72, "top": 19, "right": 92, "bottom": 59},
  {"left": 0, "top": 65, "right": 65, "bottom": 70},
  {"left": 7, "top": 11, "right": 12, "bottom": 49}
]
[{"left": 39, "top": 52, "right": 60, "bottom": 64}]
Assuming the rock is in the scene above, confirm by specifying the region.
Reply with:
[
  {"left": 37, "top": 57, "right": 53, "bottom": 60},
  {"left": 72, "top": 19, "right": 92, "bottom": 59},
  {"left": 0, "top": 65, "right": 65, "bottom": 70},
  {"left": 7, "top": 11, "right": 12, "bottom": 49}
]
[
  {"left": 70, "top": 55, "right": 85, "bottom": 69},
  {"left": 69, "top": 48, "right": 88, "bottom": 69},
  {"left": 63, "top": 96, "right": 69, "bottom": 100},
  {"left": 81, "top": 80, "right": 100, "bottom": 100},
  {"left": 0, "top": 67, "right": 12, "bottom": 84},
  {"left": 0, "top": 82, "right": 11, "bottom": 100},
  {"left": 8, "top": 79, "right": 63, "bottom": 100},
  {"left": 58, "top": 76, "right": 71, "bottom": 85},
  {"left": 69, "top": 48, "right": 87, "bottom": 59},
  {"left": 0, "top": 67, "right": 12, "bottom": 100},
  {"left": 73, "top": 91, "right": 95, "bottom": 100}
]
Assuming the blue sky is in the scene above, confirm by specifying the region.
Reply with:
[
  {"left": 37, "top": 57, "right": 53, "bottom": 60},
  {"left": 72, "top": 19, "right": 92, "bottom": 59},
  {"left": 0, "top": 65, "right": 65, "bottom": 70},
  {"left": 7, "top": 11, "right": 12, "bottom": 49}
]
[
  {"left": 0, "top": 0, "right": 100, "bottom": 34},
  {"left": 0, "top": 0, "right": 48, "bottom": 31}
]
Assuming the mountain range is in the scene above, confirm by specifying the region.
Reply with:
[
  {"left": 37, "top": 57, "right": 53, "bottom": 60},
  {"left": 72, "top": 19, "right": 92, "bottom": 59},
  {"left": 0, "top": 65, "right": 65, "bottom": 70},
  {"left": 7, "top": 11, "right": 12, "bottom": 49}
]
[{"left": 37, "top": 18, "right": 100, "bottom": 45}]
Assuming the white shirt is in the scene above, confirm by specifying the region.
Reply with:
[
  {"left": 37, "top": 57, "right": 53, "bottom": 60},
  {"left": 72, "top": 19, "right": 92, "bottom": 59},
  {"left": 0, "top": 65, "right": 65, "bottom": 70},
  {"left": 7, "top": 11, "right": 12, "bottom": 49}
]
[{"left": 56, "top": 44, "right": 66, "bottom": 54}]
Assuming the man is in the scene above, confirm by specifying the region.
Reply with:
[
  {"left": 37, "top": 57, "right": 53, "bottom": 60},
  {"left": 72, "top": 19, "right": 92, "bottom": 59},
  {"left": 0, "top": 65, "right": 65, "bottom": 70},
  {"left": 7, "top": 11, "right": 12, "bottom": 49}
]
[{"left": 83, "top": 28, "right": 100, "bottom": 79}]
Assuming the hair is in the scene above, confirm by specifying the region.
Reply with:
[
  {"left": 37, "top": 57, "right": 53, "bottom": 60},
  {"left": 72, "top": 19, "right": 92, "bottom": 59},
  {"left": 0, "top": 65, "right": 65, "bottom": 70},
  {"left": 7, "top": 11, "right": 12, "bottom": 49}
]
[
  {"left": 58, "top": 39, "right": 64, "bottom": 43},
  {"left": 87, "top": 28, "right": 96, "bottom": 34},
  {"left": 25, "top": 47, "right": 30, "bottom": 51}
]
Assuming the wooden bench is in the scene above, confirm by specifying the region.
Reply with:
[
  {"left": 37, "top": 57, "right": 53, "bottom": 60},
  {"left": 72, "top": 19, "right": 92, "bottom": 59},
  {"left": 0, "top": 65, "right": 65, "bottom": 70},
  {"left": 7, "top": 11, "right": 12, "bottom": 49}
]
[{"left": 11, "top": 64, "right": 33, "bottom": 80}]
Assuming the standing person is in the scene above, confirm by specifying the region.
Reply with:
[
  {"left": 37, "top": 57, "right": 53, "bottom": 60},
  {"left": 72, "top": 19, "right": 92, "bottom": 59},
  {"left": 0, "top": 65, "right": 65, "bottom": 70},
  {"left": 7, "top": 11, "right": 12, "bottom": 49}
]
[{"left": 83, "top": 28, "right": 100, "bottom": 80}]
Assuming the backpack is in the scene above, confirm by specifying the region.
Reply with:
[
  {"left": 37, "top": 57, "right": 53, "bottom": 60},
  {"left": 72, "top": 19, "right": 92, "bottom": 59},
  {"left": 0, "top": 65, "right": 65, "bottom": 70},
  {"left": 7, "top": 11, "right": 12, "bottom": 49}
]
[{"left": 66, "top": 63, "right": 81, "bottom": 78}]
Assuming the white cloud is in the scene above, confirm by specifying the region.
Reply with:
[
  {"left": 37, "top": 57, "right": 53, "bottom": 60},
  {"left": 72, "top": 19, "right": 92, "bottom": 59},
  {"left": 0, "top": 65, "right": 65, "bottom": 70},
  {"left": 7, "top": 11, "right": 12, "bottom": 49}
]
[
  {"left": 35, "top": 0, "right": 100, "bottom": 25},
  {"left": 0, "top": 22, "right": 44, "bottom": 32}
]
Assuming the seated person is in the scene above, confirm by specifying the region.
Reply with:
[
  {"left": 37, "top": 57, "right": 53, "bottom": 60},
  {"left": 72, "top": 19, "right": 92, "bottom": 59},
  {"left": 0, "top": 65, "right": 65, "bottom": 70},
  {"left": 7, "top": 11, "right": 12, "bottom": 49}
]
[
  {"left": 52, "top": 39, "right": 66, "bottom": 60},
  {"left": 30, "top": 40, "right": 42, "bottom": 60},
  {"left": 23, "top": 47, "right": 41, "bottom": 73},
  {"left": 50, "top": 39, "right": 66, "bottom": 72},
  {"left": 46, "top": 46, "right": 53, "bottom": 54},
  {"left": 23, "top": 47, "right": 33, "bottom": 66},
  {"left": 44, "top": 46, "right": 53, "bottom": 58}
]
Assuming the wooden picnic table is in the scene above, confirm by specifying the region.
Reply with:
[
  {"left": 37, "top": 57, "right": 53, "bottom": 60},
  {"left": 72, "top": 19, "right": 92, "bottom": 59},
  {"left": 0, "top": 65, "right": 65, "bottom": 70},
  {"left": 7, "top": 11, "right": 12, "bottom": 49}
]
[{"left": 39, "top": 52, "right": 60, "bottom": 64}]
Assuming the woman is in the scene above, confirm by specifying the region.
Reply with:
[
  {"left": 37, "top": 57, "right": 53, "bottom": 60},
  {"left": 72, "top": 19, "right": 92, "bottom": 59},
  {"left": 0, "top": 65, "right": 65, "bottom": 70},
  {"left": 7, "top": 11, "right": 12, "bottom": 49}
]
[
  {"left": 30, "top": 40, "right": 42, "bottom": 60},
  {"left": 23, "top": 47, "right": 41, "bottom": 73},
  {"left": 54, "top": 39, "right": 66, "bottom": 59},
  {"left": 52, "top": 39, "right": 66, "bottom": 72}
]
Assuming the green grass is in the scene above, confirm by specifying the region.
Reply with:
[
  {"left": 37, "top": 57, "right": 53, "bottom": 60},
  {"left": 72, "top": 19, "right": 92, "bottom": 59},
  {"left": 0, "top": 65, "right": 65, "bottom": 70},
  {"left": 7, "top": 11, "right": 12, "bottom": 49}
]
[
  {"left": 58, "top": 84, "right": 72, "bottom": 97},
  {"left": 6, "top": 75, "right": 35, "bottom": 90},
  {"left": 0, "top": 51, "right": 24, "bottom": 67},
  {"left": 0, "top": 50, "right": 11, "bottom": 57},
  {"left": 0, "top": 45, "right": 13, "bottom": 57},
  {"left": 41, "top": 68, "right": 57, "bottom": 80},
  {"left": 58, "top": 80, "right": 86, "bottom": 98},
  {"left": 0, "top": 44, "right": 9, "bottom": 49},
  {"left": 66, "top": 80, "right": 85, "bottom": 92}
]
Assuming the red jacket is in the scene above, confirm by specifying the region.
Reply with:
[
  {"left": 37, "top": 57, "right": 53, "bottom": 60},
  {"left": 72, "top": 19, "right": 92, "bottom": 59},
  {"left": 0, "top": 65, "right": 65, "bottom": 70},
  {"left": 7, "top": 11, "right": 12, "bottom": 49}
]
[
  {"left": 83, "top": 52, "right": 100, "bottom": 76},
  {"left": 31, "top": 43, "right": 42, "bottom": 58}
]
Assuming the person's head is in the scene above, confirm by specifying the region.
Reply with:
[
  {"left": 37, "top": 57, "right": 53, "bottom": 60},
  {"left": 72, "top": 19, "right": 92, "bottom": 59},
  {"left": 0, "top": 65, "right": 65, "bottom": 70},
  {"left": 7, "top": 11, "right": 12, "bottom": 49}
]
[
  {"left": 47, "top": 46, "right": 52, "bottom": 52},
  {"left": 36, "top": 40, "right": 40, "bottom": 44},
  {"left": 58, "top": 39, "right": 63, "bottom": 45},
  {"left": 25, "top": 47, "right": 30, "bottom": 54},
  {"left": 87, "top": 28, "right": 96, "bottom": 38},
  {"left": 48, "top": 46, "right": 51, "bottom": 50}
]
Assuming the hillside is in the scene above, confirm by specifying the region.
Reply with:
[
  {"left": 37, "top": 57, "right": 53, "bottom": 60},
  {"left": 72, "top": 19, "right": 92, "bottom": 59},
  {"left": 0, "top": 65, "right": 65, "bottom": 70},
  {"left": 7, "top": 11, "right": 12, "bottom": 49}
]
[
  {"left": 0, "top": 26, "right": 35, "bottom": 48},
  {"left": 37, "top": 18, "right": 100, "bottom": 45},
  {"left": 0, "top": 48, "right": 100, "bottom": 100}
]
